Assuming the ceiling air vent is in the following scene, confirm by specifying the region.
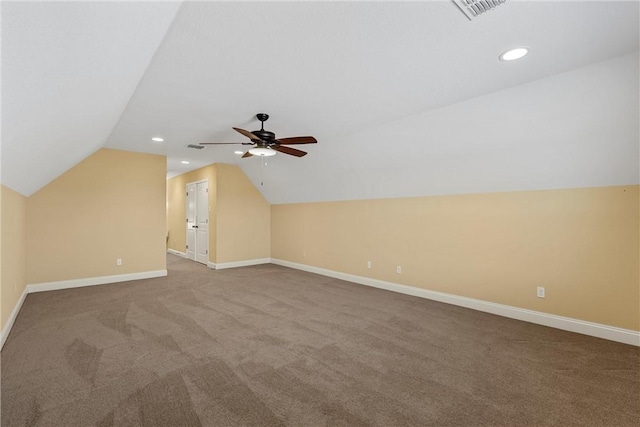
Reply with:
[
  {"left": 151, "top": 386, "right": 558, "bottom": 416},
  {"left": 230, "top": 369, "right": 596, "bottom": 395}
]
[
  {"left": 186, "top": 144, "right": 205, "bottom": 150},
  {"left": 453, "top": 0, "right": 507, "bottom": 20}
]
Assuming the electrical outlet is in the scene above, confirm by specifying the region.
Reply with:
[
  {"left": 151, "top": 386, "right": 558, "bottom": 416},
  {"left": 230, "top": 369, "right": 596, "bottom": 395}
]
[
  {"left": 367, "top": 261, "right": 372, "bottom": 269},
  {"left": 537, "top": 286, "right": 545, "bottom": 298},
  {"left": 116, "top": 258, "right": 122, "bottom": 266},
  {"left": 396, "top": 266, "right": 402, "bottom": 274}
]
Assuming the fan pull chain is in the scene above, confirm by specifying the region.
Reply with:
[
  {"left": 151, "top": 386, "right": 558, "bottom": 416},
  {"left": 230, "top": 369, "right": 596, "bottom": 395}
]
[{"left": 261, "top": 155, "right": 266, "bottom": 186}]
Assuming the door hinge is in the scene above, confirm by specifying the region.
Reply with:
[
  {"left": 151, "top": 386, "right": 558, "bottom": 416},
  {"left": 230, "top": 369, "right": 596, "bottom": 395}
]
[
  {"left": 206, "top": 250, "right": 208, "bottom": 254},
  {"left": 186, "top": 192, "right": 189, "bottom": 196},
  {"left": 186, "top": 245, "right": 188, "bottom": 249},
  {"left": 186, "top": 218, "right": 188, "bottom": 222},
  {"left": 206, "top": 188, "right": 208, "bottom": 193}
]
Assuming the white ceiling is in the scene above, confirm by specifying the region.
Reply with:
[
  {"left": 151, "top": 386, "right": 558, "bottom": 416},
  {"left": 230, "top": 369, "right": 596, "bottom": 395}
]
[
  {"left": 2, "top": 1, "right": 639, "bottom": 202},
  {"left": 1, "top": 1, "right": 182, "bottom": 196}
]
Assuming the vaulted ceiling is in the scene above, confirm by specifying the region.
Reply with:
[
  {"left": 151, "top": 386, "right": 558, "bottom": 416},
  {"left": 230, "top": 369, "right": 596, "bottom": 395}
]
[{"left": 2, "top": 1, "right": 639, "bottom": 203}]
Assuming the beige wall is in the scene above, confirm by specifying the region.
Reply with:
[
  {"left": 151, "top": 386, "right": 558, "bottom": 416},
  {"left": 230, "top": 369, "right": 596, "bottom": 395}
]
[
  {"left": 1, "top": 185, "right": 28, "bottom": 331},
  {"left": 166, "top": 163, "right": 270, "bottom": 264},
  {"left": 215, "top": 164, "right": 270, "bottom": 263},
  {"left": 272, "top": 185, "right": 640, "bottom": 331},
  {"left": 27, "top": 149, "right": 166, "bottom": 284}
]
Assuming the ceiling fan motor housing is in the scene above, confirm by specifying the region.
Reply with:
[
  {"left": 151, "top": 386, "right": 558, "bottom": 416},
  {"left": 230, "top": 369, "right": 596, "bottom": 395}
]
[
  {"left": 253, "top": 113, "right": 275, "bottom": 142},
  {"left": 252, "top": 130, "right": 276, "bottom": 143}
]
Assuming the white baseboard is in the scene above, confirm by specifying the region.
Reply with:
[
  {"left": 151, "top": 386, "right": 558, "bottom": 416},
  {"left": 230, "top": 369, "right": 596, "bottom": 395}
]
[
  {"left": 1, "top": 287, "right": 28, "bottom": 349},
  {"left": 209, "top": 258, "right": 271, "bottom": 270},
  {"left": 167, "top": 249, "right": 186, "bottom": 258},
  {"left": 27, "top": 270, "right": 167, "bottom": 293},
  {"left": 270, "top": 259, "right": 640, "bottom": 347}
]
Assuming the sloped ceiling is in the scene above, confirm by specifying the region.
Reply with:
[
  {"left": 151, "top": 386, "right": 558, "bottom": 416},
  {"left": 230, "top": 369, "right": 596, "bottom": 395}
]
[
  {"left": 1, "top": 1, "right": 182, "bottom": 196},
  {"left": 2, "top": 1, "right": 638, "bottom": 202}
]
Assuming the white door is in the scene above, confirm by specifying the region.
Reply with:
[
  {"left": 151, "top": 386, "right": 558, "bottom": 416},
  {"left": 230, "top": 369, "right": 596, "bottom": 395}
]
[
  {"left": 195, "top": 181, "right": 209, "bottom": 264},
  {"left": 185, "top": 180, "right": 209, "bottom": 265},
  {"left": 186, "top": 183, "right": 197, "bottom": 261}
]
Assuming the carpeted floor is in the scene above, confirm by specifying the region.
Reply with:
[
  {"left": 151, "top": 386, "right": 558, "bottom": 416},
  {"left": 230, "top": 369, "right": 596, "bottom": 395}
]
[{"left": 2, "top": 254, "right": 638, "bottom": 426}]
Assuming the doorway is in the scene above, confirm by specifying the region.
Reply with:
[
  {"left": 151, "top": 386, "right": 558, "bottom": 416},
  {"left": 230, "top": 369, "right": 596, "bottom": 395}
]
[{"left": 186, "top": 180, "right": 209, "bottom": 264}]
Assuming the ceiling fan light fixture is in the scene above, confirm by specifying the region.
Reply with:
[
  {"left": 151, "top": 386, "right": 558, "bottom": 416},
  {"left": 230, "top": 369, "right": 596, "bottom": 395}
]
[{"left": 249, "top": 147, "right": 276, "bottom": 157}]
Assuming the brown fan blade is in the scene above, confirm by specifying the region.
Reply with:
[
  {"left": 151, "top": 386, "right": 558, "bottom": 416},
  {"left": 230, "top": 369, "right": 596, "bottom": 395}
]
[
  {"left": 275, "top": 136, "right": 317, "bottom": 145},
  {"left": 272, "top": 145, "right": 307, "bottom": 157},
  {"left": 241, "top": 151, "right": 253, "bottom": 158},
  {"left": 233, "top": 127, "right": 262, "bottom": 141}
]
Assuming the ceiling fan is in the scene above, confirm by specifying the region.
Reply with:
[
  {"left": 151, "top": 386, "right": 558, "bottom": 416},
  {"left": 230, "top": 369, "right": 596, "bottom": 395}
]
[{"left": 199, "top": 113, "right": 317, "bottom": 158}]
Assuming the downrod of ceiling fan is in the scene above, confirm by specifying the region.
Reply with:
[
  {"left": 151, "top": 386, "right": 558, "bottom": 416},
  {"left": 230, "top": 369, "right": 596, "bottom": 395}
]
[{"left": 256, "top": 113, "right": 269, "bottom": 131}]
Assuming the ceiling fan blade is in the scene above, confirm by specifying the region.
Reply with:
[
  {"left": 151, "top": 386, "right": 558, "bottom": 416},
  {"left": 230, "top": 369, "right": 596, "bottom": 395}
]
[
  {"left": 272, "top": 145, "right": 307, "bottom": 157},
  {"left": 198, "top": 142, "right": 252, "bottom": 145},
  {"left": 241, "top": 151, "right": 253, "bottom": 158},
  {"left": 233, "top": 127, "right": 262, "bottom": 141},
  {"left": 275, "top": 136, "right": 317, "bottom": 145}
]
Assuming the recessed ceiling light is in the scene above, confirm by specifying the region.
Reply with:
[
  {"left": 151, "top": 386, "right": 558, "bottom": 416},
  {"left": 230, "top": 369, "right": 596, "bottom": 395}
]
[
  {"left": 234, "top": 151, "right": 243, "bottom": 155},
  {"left": 181, "top": 160, "right": 190, "bottom": 164},
  {"left": 499, "top": 47, "right": 529, "bottom": 61},
  {"left": 151, "top": 137, "right": 164, "bottom": 142}
]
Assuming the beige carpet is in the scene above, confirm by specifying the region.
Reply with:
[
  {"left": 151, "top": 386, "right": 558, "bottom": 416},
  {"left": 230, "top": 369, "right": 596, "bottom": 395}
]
[{"left": 2, "top": 254, "right": 638, "bottom": 426}]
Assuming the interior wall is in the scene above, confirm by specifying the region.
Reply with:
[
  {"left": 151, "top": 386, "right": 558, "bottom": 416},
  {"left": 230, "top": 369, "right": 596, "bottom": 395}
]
[
  {"left": 26, "top": 149, "right": 166, "bottom": 284},
  {"left": 166, "top": 164, "right": 218, "bottom": 261},
  {"left": 1, "top": 185, "right": 27, "bottom": 331},
  {"left": 272, "top": 185, "right": 640, "bottom": 331},
  {"left": 215, "top": 164, "right": 270, "bottom": 264}
]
